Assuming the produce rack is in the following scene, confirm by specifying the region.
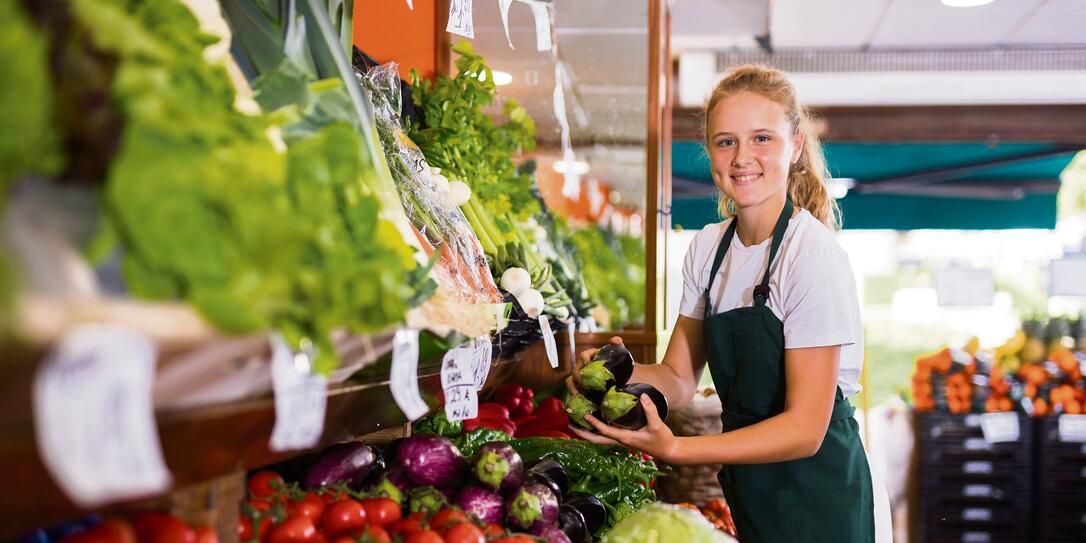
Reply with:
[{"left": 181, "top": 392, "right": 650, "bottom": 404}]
[{"left": 1035, "top": 417, "right": 1086, "bottom": 542}]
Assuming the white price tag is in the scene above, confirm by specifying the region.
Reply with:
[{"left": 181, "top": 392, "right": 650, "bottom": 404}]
[
  {"left": 566, "top": 319, "right": 577, "bottom": 365},
  {"left": 390, "top": 329, "right": 429, "bottom": 421},
  {"left": 499, "top": 0, "right": 515, "bottom": 48},
  {"left": 406, "top": 0, "right": 413, "bottom": 9},
  {"left": 446, "top": 0, "right": 474, "bottom": 39},
  {"left": 1058, "top": 414, "right": 1086, "bottom": 442},
  {"left": 979, "top": 412, "right": 1020, "bottom": 443},
  {"left": 540, "top": 316, "right": 559, "bottom": 368},
  {"left": 471, "top": 335, "right": 494, "bottom": 391},
  {"left": 269, "top": 335, "right": 328, "bottom": 452},
  {"left": 33, "top": 325, "right": 172, "bottom": 507},
  {"left": 530, "top": 2, "right": 552, "bottom": 51},
  {"left": 442, "top": 345, "right": 478, "bottom": 421}
]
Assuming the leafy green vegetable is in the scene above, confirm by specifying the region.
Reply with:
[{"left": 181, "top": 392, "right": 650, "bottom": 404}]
[
  {"left": 455, "top": 427, "right": 512, "bottom": 458},
  {"left": 412, "top": 411, "right": 463, "bottom": 438},
  {"left": 570, "top": 227, "right": 646, "bottom": 328},
  {"left": 603, "top": 503, "right": 735, "bottom": 543}
]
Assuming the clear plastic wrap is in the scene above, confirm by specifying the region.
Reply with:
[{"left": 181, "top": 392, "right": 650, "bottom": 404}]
[{"left": 358, "top": 63, "right": 502, "bottom": 304}]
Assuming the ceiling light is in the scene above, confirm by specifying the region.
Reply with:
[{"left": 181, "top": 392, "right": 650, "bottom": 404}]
[
  {"left": 940, "top": 0, "right": 994, "bottom": 7},
  {"left": 827, "top": 178, "right": 856, "bottom": 199},
  {"left": 552, "top": 160, "right": 590, "bottom": 175},
  {"left": 493, "top": 71, "right": 514, "bottom": 86}
]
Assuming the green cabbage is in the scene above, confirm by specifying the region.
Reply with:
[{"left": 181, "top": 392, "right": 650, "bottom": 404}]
[{"left": 603, "top": 503, "right": 736, "bottom": 543}]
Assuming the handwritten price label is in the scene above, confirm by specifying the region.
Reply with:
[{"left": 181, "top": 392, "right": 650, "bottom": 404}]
[
  {"left": 269, "top": 335, "right": 327, "bottom": 452},
  {"left": 442, "top": 344, "right": 478, "bottom": 421},
  {"left": 446, "top": 0, "right": 474, "bottom": 39}
]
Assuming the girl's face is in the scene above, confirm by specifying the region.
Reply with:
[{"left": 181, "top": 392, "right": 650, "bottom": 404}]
[{"left": 706, "top": 91, "right": 803, "bottom": 213}]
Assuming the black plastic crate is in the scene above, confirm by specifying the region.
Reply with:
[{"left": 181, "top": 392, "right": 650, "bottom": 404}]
[
  {"left": 1036, "top": 513, "right": 1086, "bottom": 543},
  {"left": 921, "top": 460, "right": 1032, "bottom": 488},
  {"left": 918, "top": 413, "right": 1033, "bottom": 466},
  {"left": 918, "top": 524, "right": 1032, "bottom": 543},
  {"left": 919, "top": 482, "right": 1032, "bottom": 511}
]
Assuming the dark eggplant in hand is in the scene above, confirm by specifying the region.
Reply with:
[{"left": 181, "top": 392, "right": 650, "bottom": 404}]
[
  {"left": 557, "top": 504, "right": 590, "bottom": 543},
  {"left": 471, "top": 442, "right": 524, "bottom": 493},
  {"left": 565, "top": 394, "right": 599, "bottom": 430},
  {"left": 600, "top": 383, "right": 668, "bottom": 430},
  {"left": 575, "top": 344, "right": 634, "bottom": 401},
  {"left": 505, "top": 481, "right": 559, "bottom": 530},
  {"left": 564, "top": 493, "right": 608, "bottom": 535},
  {"left": 526, "top": 460, "right": 570, "bottom": 498}
]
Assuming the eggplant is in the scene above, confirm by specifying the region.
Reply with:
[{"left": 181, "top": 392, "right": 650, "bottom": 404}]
[
  {"left": 471, "top": 442, "right": 524, "bottom": 493},
  {"left": 456, "top": 486, "right": 505, "bottom": 525},
  {"left": 303, "top": 442, "right": 382, "bottom": 489},
  {"left": 530, "top": 524, "right": 573, "bottom": 543},
  {"left": 600, "top": 383, "right": 669, "bottom": 430},
  {"left": 557, "top": 505, "right": 590, "bottom": 543},
  {"left": 408, "top": 486, "right": 449, "bottom": 514},
  {"left": 575, "top": 344, "right": 634, "bottom": 401},
  {"left": 526, "top": 460, "right": 570, "bottom": 498},
  {"left": 505, "top": 481, "right": 559, "bottom": 530},
  {"left": 370, "top": 467, "right": 411, "bottom": 505},
  {"left": 397, "top": 434, "right": 467, "bottom": 488},
  {"left": 565, "top": 393, "right": 599, "bottom": 430},
  {"left": 564, "top": 493, "right": 607, "bottom": 535}
]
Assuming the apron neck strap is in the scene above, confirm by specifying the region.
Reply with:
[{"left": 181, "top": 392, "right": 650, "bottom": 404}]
[
  {"left": 753, "top": 199, "right": 794, "bottom": 306},
  {"left": 705, "top": 218, "right": 739, "bottom": 298}
]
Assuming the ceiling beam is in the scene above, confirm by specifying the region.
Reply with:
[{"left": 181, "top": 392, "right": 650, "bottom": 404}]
[{"left": 672, "top": 105, "right": 1086, "bottom": 144}]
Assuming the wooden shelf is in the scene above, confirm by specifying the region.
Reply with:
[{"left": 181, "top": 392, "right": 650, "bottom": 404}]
[{"left": 0, "top": 330, "right": 560, "bottom": 537}]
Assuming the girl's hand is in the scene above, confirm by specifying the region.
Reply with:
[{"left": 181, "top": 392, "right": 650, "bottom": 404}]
[
  {"left": 565, "top": 336, "right": 625, "bottom": 395},
  {"left": 568, "top": 394, "right": 681, "bottom": 464}
]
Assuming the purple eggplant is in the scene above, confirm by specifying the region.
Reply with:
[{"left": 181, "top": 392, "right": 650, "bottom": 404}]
[
  {"left": 557, "top": 505, "right": 590, "bottom": 543},
  {"left": 456, "top": 486, "right": 505, "bottom": 524},
  {"left": 505, "top": 482, "right": 559, "bottom": 530},
  {"left": 526, "top": 460, "right": 570, "bottom": 499},
  {"left": 396, "top": 434, "right": 467, "bottom": 488},
  {"left": 600, "top": 383, "right": 669, "bottom": 430},
  {"left": 575, "top": 344, "right": 634, "bottom": 402},
  {"left": 565, "top": 394, "right": 599, "bottom": 430},
  {"left": 530, "top": 524, "right": 573, "bottom": 543},
  {"left": 303, "top": 442, "right": 382, "bottom": 489},
  {"left": 370, "top": 467, "right": 411, "bottom": 505},
  {"left": 471, "top": 442, "right": 524, "bottom": 493},
  {"left": 565, "top": 493, "right": 607, "bottom": 535}
]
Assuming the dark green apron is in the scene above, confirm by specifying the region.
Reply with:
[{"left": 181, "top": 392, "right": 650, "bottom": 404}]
[{"left": 702, "top": 200, "right": 874, "bottom": 543}]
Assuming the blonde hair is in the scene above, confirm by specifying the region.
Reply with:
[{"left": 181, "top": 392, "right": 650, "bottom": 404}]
[{"left": 703, "top": 64, "right": 840, "bottom": 230}]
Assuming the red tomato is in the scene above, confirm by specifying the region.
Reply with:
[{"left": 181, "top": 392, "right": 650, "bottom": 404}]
[
  {"left": 442, "top": 524, "right": 485, "bottom": 543},
  {"left": 131, "top": 512, "right": 196, "bottom": 543},
  {"left": 387, "top": 513, "right": 427, "bottom": 536},
  {"left": 428, "top": 509, "right": 468, "bottom": 533},
  {"left": 358, "top": 526, "right": 391, "bottom": 543},
  {"left": 245, "top": 499, "right": 274, "bottom": 513},
  {"left": 360, "top": 498, "right": 402, "bottom": 527},
  {"left": 286, "top": 493, "right": 325, "bottom": 522},
  {"left": 60, "top": 519, "right": 137, "bottom": 543},
  {"left": 266, "top": 516, "right": 317, "bottom": 543},
  {"left": 237, "top": 517, "right": 252, "bottom": 541},
  {"left": 489, "top": 537, "right": 534, "bottom": 543},
  {"left": 248, "top": 471, "right": 285, "bottom": 499},
  {"left": 481, "top": 524, "right": 504, "bottom": 539},
  {"left": 321, "top": 500, "right": 368, "bottom": 535},
  {"left": 193, "top": 528, "right": 217, "bottom": 543},
  {"left": 403, "top": 531, "right": 443, "bottom": 543},
  {"left": 319, "top": 489, "right": 348, "bottom": 506},
  {"left": 331, "top": 538, "right": 355, "bottom": 543}
]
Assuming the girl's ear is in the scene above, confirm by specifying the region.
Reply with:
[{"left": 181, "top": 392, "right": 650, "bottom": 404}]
[{"left": 791, "top": 131, "right": 804, "bottom": 164}]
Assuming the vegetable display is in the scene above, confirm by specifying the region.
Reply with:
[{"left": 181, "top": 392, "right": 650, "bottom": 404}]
[
  {"left": 601, "top": 503, "right": 737, "bottom": 543},
  {"left": 569, "top": 228, "right": 645, "bottom": 330}
]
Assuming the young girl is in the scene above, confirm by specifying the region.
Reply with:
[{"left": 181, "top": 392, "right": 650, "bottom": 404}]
[{"left": 569, "top": 65, "right": 876, "bottom": 542}]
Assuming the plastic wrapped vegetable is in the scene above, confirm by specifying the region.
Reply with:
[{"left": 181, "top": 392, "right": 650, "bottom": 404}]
[{"left": 602, "top": 503, "right": 737, "bottom": 543}]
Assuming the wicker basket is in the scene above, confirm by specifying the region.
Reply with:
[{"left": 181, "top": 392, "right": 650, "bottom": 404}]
[{"left": 655, "top": 390, "right": 726, "bottom": 506}]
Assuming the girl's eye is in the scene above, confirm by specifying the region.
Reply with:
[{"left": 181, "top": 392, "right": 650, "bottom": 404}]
[
  {"left": 717, "top": 138, "right": 735, "bottom": 147},
  {"left": 754, "top": 135, "right": 771, "bottom": 143}
]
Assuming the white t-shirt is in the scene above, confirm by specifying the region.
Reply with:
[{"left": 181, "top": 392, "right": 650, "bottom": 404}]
[{"left": 678, "top": 208, "right": 864, "bottom": 397}]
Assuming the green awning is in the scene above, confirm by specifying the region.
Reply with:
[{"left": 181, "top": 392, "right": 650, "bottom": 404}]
[{"left": 671, "top": 141, "right": 1080, "bottom": 230}]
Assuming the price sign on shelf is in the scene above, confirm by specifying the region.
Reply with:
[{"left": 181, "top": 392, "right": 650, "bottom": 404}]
[
  {"left": 1058, "top": 414, "right": 1086, "bottom": 442},
  {"left": 446, "top": 0, "right": 474, "bottom": 39},
  {"left": 471, "top": 335, "right": 494, "bottom": 391},
  {"left": 442, "top": 344, "right": 478, "bottom": 421},
  {"left": 540, "top": 316, "right": 559, "bottom": 368},
  {"left": 979, "top": 412, "right": 1020, "bottom": 443},
  {"left": 269, "top": 335, "right": 328, "bottom": 452},
  {"left": 33, "top": 325, "right": 172, "bottom": 507},
  {"left": 390, "top": 329, "right": 429, "bottom": 421}
]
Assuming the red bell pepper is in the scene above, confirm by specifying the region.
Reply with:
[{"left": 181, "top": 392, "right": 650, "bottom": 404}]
[
  {"left": 478, "top": 402, "right": 511, "bottom": 420},
  {"left": 493, "top": 384, "right": 535, "bottom": 418},
  {"left": 463, "top": 417, "right": 515, "bottom": 436}
]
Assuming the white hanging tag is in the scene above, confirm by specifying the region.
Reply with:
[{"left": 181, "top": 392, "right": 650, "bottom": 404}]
[
  {"left": 979, "top": 412, "right": 1020, "bottom": 443},
  {"left": 472, "top": 335, "right": 494, "bottom": 390},
  {"left": 566, "top": 319, "right": 577, "bottom": 365},
  {"left": 1058, "top": 414, "right": 1086, "bottom": 442},
  {"left": 390, "top": 329, "right": 429, "bottom": 421},
  {"left": 269, "top": 335, "right": 328, "bottom": 452},
  {"left": 406, "top": 0, "right": 414, "bottom": 9},
  {"left": 530, "top": 2, "right": 552, "bottom": 51},
  {"left": 499, "top": 0, "right": 515, "bottom": 49},
  {"left": 442, "top": 344, "right": 478, "bottom": 421},
  {"left": 539, "top": 316, "right": 559, "bottom": 368},
  {"left": 446, "top": 0, "right": 474, "bottom": 39},
  {"left": 33, "top": 325, "right": 172, "bottom": 507}
]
